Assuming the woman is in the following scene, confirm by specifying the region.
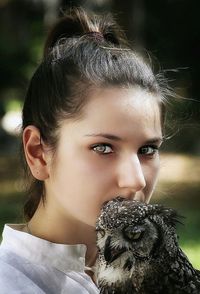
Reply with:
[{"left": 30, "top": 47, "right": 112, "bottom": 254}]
[{"left": 0, "top": 8, "right": 167, "bottom": 293}]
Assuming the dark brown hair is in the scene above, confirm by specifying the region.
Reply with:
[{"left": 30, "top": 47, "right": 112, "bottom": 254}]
[{"left": 22, "top": 8, "right": 168, "bottom": 221}]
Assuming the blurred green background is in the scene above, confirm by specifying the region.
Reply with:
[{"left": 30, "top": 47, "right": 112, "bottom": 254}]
[{"left": 0, "top": 0, "right": 200, "bottom": 269}]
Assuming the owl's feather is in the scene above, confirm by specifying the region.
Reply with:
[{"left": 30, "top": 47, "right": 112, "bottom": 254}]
[{"left": 94, "top": 197, "right": 200, "bottom": 294}]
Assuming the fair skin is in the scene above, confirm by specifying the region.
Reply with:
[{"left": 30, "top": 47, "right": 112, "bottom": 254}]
[{"left": 23, "top": 86, "right": 163, "bottom": 269}]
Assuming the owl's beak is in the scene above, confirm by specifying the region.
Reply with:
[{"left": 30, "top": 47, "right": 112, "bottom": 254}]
[{"left": 104, "top": 236, "right": 126, "bottom": 264}]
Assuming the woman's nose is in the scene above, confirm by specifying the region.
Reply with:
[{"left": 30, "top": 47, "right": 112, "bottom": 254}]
[{"left": 117, "top": 154, "right": 146, "bottom": 193}]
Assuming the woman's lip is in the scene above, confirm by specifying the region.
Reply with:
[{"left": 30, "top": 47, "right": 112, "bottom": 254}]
[
  {"left": 106, "top": 194, "right": 146, "bottom": 205},
  {"left": 132, "top": 193, "right": 145, "bottom": 202}
]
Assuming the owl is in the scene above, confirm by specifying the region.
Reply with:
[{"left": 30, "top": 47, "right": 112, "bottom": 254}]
[{"left": 94, "top": 197, "right": 200, "bottom": 294}]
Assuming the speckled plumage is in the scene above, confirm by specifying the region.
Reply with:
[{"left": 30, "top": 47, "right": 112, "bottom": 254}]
[{"left": 94, "top": 197, "right": 200, "bottom": 294}]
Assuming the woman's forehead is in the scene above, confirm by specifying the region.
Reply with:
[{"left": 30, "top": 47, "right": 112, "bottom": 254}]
[
  {"left": 83, "top": 86, "right": 160, "bottom": 116},
  {"left": 60, "top": 87, "right": 162, "bottom": 141}
]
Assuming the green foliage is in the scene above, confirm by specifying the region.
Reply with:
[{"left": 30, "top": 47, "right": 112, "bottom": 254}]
[
  {"left": 182, "top": 243, "right": 200, "bottom": 269},
  {"left": 0, "top": 0, "right": 44, "bottom": 96},
  {"left": 4, "top": 96, "right": 23, "bottom": 112},
  {"left": 0, "top": 192, "right": 24, "bottom": 232}
]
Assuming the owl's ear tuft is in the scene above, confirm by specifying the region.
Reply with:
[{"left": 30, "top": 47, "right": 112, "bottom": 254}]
[{"left": 155, "top": 205, "right": 184, "bottom": 228}]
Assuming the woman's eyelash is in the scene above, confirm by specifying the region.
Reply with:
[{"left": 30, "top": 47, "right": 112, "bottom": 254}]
[
  {"left": 90, "top": 143, "right": 160, "bottom": 156},
  {"left": 91, "top": 143, "right": 113, "bottom": 155},
  {"left": 139, "top": 145, "right": 159, "bottom": 155}
]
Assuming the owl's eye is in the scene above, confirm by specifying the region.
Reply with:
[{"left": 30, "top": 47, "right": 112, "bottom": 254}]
[
  {"left": 126, "top": 231, "right": 141, "bottom": 240},
  {"left": 123, "top": 226, "right": 144, "bottom": 241}
]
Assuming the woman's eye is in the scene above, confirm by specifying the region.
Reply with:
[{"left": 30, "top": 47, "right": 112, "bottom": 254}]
[
  {"left": 92, "top": 144, "right": 113, "bottom": 155},
  {"left": 139, "top": 145, "right": 158, "bottom": 156}
]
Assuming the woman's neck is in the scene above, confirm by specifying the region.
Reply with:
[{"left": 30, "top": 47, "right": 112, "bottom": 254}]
[{"left": 25, "top": 200, "right": 98, "bottom": 266}]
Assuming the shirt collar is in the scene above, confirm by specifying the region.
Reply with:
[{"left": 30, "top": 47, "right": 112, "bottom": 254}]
[{"left": 1, "top": 224, "right": 87, "bottom": 274}]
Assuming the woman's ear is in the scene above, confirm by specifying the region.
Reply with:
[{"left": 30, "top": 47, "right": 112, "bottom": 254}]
[{"left": 23, "top": 126, "right": 50, "bottom": 180}]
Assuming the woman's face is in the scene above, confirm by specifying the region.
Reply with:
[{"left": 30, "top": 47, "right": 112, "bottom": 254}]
[{"left": 45, "top": 87, "right": 163, "bottom": 228}]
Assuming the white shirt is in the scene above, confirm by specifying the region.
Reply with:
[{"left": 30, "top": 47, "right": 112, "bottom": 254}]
[{"left": 0, "top": 224, "right": 99, "bottom": 294}]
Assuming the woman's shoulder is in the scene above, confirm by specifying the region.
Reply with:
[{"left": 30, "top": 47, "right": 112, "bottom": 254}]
[
  {"left": 0, "top": 247, "right": 100, "bottom": 293},
  {"left": 0, "top": 247, "right": 60, "bottom": 293},
  {"left": 0, "top": 225, "right": 100, "bottom": 293},
  {"left": 0, "top": 251, "right": 46, "bottom": 293}
]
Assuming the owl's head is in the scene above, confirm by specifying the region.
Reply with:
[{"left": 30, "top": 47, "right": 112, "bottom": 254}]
[{"left": 95, "top": 197, "right": 181, "bottom": 287}]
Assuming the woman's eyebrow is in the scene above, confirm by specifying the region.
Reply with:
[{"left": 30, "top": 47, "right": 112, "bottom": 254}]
[
  {"left": 144, "top": 138, "right": 164, "bottom": 144},
  {"left": 84, "top": 133, "right": 122, "bottom": 141},
  {"left": 84, "top": 133, "right": 163, "bottom": 144}
]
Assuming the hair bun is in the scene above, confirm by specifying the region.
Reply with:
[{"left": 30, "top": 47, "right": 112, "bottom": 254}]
[
  {"left": 44, "top": 9, "right": 85, "bottom": 56},
  {"left": 44, "top": 8, "right": 128, "bottom": 57}
]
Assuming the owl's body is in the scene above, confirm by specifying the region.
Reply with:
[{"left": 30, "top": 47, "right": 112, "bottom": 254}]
[{"left": 94, "top": 198, "right": 200, "bottom": 294}]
